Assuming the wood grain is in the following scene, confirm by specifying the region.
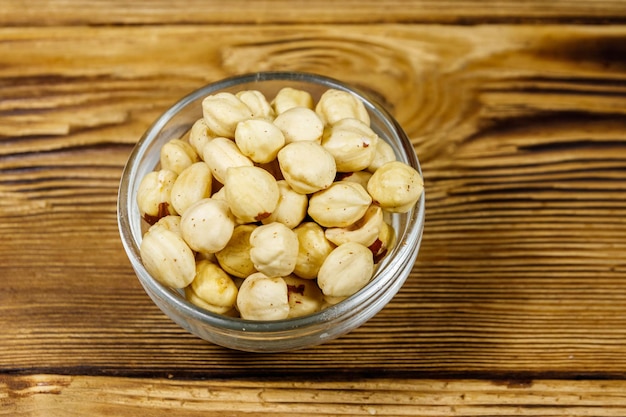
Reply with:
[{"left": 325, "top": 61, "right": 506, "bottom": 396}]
[
  {"left": 2, "top": 23, "right": 625, "bottom": 379},
  {"left": 2, "top": 0, "right": 626, "bottom": 25},
  {"left": 3, "top": 374, "right": 626, "bottom": 417},
  {"left": 1, "top": 10, "right": 626, "bottom": 410}
]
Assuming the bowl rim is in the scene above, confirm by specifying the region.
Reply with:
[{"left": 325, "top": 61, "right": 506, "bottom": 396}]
[{"left": 117, "top": 70, "right": 425, "bottom": 334}]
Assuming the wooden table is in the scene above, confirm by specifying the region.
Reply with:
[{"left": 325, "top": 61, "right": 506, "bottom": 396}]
[{"left": 2, "top": 1, "right": 626, "bottom": 415}]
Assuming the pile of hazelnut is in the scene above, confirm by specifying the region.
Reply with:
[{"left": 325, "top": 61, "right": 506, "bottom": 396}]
[{"left": 137, "top": 86, "right": 423, "bottom": 321}]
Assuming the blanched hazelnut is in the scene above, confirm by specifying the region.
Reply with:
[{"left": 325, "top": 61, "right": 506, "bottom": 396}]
[
  {"left": 261, "top": 180, "right": 308, "bottom": 229},
  {"left": 249, "top": 222, "right": 299, "bottom": 277},
  {"left": 215, "top": 224, "right": 257, "bottom": 278},
  {"left": 366, "top": 161, "right": 423, "bottom": 213},
  {"left": 140, "top": 222, "right": 196, "bottom": 288},
  {"left": 180, "top": 198, "right": 235, "bottom": 253},
  {"left": 273, "top": 106, "right": 324, "bottom": 144},
  {"left": 325, "top": 204, "right": 383, "bottom": 247},
  {"left": 315, "top": 88, "right": 370, "bottom": 126},
  {"left": 188, "top": 118, "right": 215, "bottom": 156},
  {"left": 272, "top": 87, "right": 314, "bottom": 114},
  {"left": 234, "top": 118, "right": 285, "bottom": 164},
  {"left": 170, "top": 162, "right": 213, "bottom": 215},
  {"left": 202, "top": 92, "right": 254, "bottom": 138},
  {"left": 284, "top": 275, "right": 324, "bottom": 318},
  {"left": 370, "top": 219, "right": 396, "bottom": 262},
  {"left": 308, "top": 182, "right": 372, "bottom": 228},
  {"left": 160, "top": 138, "right": 200, "bottom": 175},
  {"left": 236, "top": 90, "right": 275, "bottom": 120},
  {"left": 137, "top": 169, "right": 178, "bottom": 224},
  {"left": 202, "top": 136, "right": 253, "bottom": 184},
  {"left": 277, "top": 141, "right": 336, "bottom": 194},
  {"left": 224, "top": 165, "right": 280, "bottom": 223},
  {"left": 367, "top": 137, "right": 397, "bottom": 173},
  {"left": 153, "top": 215, "right": 182, "bottom": 236},
  {"left": 236, "top": 273, "right": 289, "bottom": 321},
  {"left": 321, "top": 118, "right": 379, "bottom": 172},
  {"left": 317, "top": 242, "right": 375, "bottom": 298},
  {"left": 185, "top": 259, "right": 238, "bottom": 314},
  {"left": 293, "top": 222, "right": 335, "bottom": 280}
]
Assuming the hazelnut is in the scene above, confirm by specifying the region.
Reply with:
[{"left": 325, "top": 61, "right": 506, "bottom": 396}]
[
  {"left": 366, "top": 161, "right": 423, "bottom": 213},
  {"left": 139, "top": 222, "right": 196, "bottom": 288},
  {"left": 224, "top": 165, "right": 280, "bottom": 223},
  {"left": 277, "top": 141, "right": 336, "bottom": 194},
  {"left": 202, "top": 92, "right": 254, "bottom": 138},
  {"left": 180, "top": 198, "right": 235, "bottom": 253},
  {"left": 185, "top": 260, "right": 239, "bottom": 314},
  {"left": 317, "top": 242, "right": 374, "bottom": 298},
  {"left": 236, "top": 273, "right": 289, "bottom": 321},
  {"left": 321, "top": 118, "right": 379, "bottom": 172},
  {"left": 249, "top": 222, "right": 299, "bottom": 277},
  {"left": 307, "top": 181, "right": 372, "bottom": 228}
]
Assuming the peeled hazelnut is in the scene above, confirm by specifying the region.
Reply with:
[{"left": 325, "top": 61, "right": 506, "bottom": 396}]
[
  {"left": 317, "top": 242, "right": 375, "bottom": 298},
  {"left": 273, "top": 106, "right": 324, "bottom": 144},
  {"left": 153, "top": 215, "right": 182, "bottom": 236},
  {"left": 234, "top": 118, "right": 285, "bottom": 164},
  {"left": 315, "top": 88, "right": 370, "bottom": 126},
  {"left": 366, "top": 161, "right": 424, "bottom": 213},
  {"left": 185, "top": 259, "right": 238, "bottom": 314},
  {"left": 137, "top": 169, "right": 178, "bottom": 224},
  {"left": 202, "top": 92, "right": 254, "bottom": 138},
  {"left": 325, "top": 204, "right": 383, "bottom": 247},
  {"left": 277, "top": 141, "right": 336, "bottom": 194},
  {"left": 236, "top": 90, "right": 275, "bottom": 120},
  {"left": 180, "top": 198, "right": 235, "bottom": 253},
  {"left": 224, "top": 165, "right": 280, "bottom": 223},
  {"left": 215, "top": 224, "right": 258, "bottom": 279},
  {"left": 370, "top": 219, "right": 396, "bottom": 262},
  {"left": 236, "top": 273, "right": 289, "bottom": 321},
  {"left": 367, "top": 137, "right": 397, "bottom": 173},
  {"left": 293, "top": 222, "right": 335, "bottom": 280},
  {"left": 202, "top": 136, "right": 253, "bottom": 184},
  {"left": 160, "top": 138, "right": 200, "bottom": 175},
  {"left": 284, "top": 275, "right": 324, "bottom": 318},
  {"left": 188, "top": 118, "right": 215, "bottom": 156},
  {"left": 272, "top": 87, "right": 314, "bottom": 114},
  {"left": 261, "top": 180, "right": 308, "bottom": 229},
  {"left": 308, "top": 182, "right": 372, "bottom": 228},
  {"left": 321, "top": 118, "right": 379, "bottom": 172},
  {"left": 140, "top": 222, "right": 196, "bottom": 288},
  {"left": 170, "top": 162, "right": 213, "bottom": 215},
  {"left": 249, "top": 222, "right": 299, "bottom": 277}
]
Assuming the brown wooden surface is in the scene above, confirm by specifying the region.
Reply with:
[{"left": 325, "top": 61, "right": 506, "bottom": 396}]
[{"left": 2, "top": 1, "right": 626, "bottom": 415}]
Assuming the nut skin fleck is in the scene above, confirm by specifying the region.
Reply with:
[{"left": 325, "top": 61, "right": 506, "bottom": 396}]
[
  {"left": 287, "top": 284, "right": 306, "bottom": 296},
  {"left": 255, "top": 212, "right": 272, "bottom": 221},
  {"left": 143, "top": 202, "right": 171, "bottom": 225}
]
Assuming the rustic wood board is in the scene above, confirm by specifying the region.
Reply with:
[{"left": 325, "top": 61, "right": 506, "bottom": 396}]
[
  {"left": 3, "top": 375, "right": 626, "bottom": 417},
  {"left": 1, "top": 1, "right": 626, "bottom": 414}
]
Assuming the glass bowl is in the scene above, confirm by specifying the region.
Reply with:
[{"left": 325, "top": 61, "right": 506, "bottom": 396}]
[{"left": 117, "top": 71, "right": 425, "bottom": 352}]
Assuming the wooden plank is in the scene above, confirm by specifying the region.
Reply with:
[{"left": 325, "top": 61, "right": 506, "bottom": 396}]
[
  {"left": 1, "top": 23, "right": 626, "bottom": 378},
  {"left": 2, "top": 375, "right": 626, "bottom": 416},
  {"left": 2, "top": 0, "right": 626, "bottom": 26}
]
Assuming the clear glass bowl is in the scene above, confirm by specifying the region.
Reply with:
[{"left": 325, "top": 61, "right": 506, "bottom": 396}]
[{"left": 117, "top": 71, "right": 425, "bottom": 352}]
